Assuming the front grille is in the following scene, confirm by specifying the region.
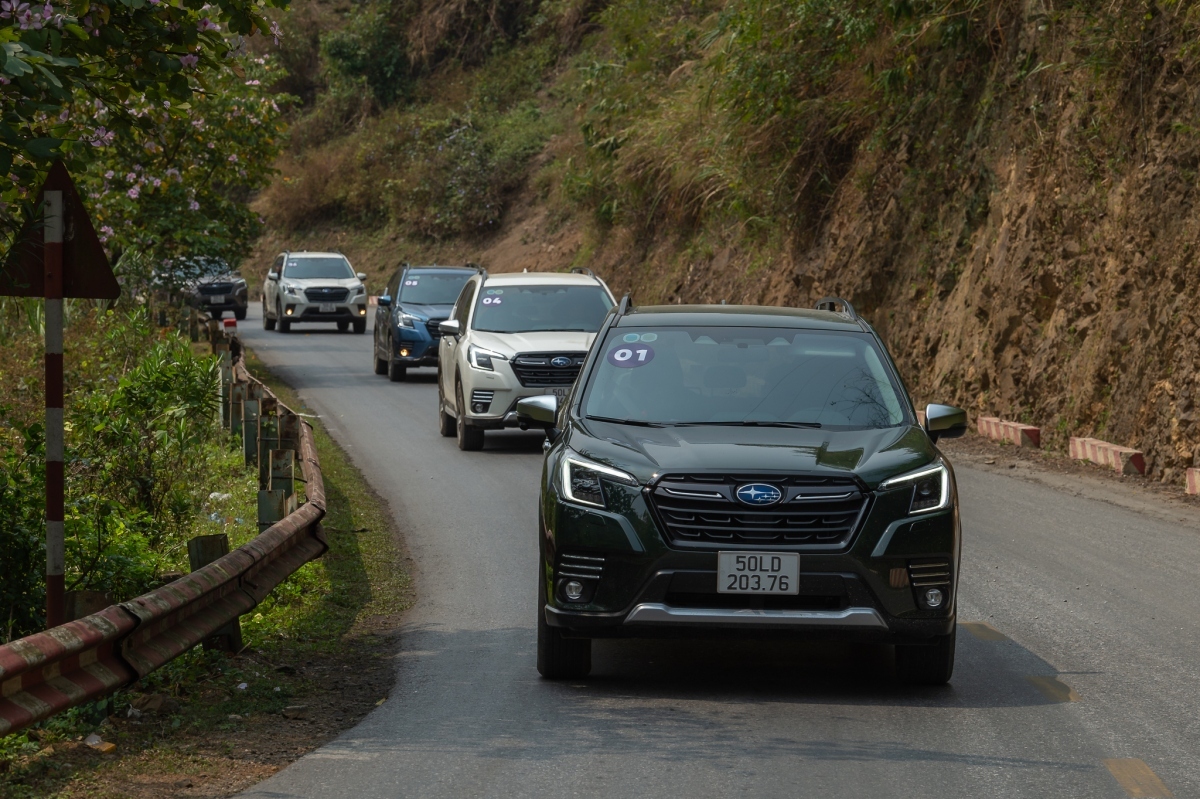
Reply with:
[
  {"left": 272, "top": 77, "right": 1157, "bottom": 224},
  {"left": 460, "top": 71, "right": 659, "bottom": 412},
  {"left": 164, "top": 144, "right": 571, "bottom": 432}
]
[
  {"left": 510, "top": 352, "right": 586, "bottom": 387},
  {"left": 470, "top": 389, "right": 494, "bottom": 407},
  {"left": 556, "top": 552, "right": 604, "bottom": 582},
  {"left": 304, "top": 287, "right": 349, "bottom": 303},
  {"left": 199, "top": 282, "right": 235, "bottom": 295},
  {"left": 908, "top": 561, "right": 952, "bottom": 588},
  {"left": 426, "top": 319, "right": 445, "bottom": 339},
  {"left": 648, "top": 474, "right": 868, "bottom": 550}
]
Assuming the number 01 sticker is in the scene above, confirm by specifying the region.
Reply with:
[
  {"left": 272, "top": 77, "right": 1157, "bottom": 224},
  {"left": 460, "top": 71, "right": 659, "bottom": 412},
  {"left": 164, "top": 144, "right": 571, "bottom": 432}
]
[{"left": 607, "top": 345, "right": 655, "bottom": 368}]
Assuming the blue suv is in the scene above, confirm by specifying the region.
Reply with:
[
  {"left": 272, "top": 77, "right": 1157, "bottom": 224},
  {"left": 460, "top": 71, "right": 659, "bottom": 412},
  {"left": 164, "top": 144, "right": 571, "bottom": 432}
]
[{"left": 373, "top": 265, "right": 476, "bottom": 381}]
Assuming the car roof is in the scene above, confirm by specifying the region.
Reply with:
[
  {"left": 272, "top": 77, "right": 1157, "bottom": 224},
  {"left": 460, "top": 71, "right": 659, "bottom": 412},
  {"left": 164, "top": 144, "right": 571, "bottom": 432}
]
[
  {"left": 617, "top": 304, "right": 866, "bottom": 331},
  {"left": 284, "top": 251, "right": 347, "bottom": 259},
  {"left": 480, "top": 272, "right": 606, "bottom": 287},
  {"left": 405, "top": 265, "right": 476, "bottom": 274}
]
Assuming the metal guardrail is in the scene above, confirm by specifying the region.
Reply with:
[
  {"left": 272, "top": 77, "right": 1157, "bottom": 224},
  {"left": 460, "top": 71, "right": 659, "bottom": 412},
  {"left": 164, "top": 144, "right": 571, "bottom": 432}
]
[{"left": 0, "top": 328, "right": 327, "bottom": 736}]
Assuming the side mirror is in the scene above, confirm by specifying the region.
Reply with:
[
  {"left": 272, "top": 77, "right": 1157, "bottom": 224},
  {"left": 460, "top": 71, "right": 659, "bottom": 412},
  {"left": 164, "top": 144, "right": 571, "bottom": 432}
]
[
  {"left": 378, "top": 295, "right": 392, "bottom": 307},
  {"left": 266, "top": 270, "right": 279, "bottom": 281},
  {"left": 438, "top": 319, "right": 461, "bottom": 337},
  {"left": 517, "top": 395, "right": 558, "bottom": 426},
  {"left": 924, "top": 403, "right": 968, "bottom": 443},
  {"left": 356, "top": 272, "right": 367, "bottom": 281}
]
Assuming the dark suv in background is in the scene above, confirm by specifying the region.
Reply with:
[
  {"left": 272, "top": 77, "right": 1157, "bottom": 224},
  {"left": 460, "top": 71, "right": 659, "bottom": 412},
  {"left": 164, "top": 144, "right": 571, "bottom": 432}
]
[
  {"left": 373, "top": 264, "right": 475, "bottom": 381},
  {"left": 165, "top": 257, "right": 248, "bottom": 320},
  {"left": 518, "top": 298, "right": 968, "bottom": 685}
]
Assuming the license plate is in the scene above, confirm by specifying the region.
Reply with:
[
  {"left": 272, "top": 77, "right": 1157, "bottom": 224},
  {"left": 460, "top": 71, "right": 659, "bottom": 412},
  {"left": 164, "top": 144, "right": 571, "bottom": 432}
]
[
  {"left": 209, "top": 295, "right": 225, "bottom": 305},
  {"left": 319, "top": 303, "right": 335, "bottom": 313},
  {"left": 545, "top": 387, "right": 569, "bottom": 401},
  {"left": 718, "top": 552, "right": 799, "bottom": 594}
]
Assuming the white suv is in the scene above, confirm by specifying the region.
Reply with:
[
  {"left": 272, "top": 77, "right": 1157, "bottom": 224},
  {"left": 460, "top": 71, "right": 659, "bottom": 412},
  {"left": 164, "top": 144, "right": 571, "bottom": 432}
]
[
  {"left": 262, "top": 251, "right": 369, "bottom": 333},
  {"left": 437, "top": 269, "right": 615, "bottom": 450}
]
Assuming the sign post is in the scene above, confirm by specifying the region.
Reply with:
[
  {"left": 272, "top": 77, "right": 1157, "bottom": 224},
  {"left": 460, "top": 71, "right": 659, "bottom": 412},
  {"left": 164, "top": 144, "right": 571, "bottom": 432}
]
[{"left": 0, "top": 162, "right": 119, "bottom": 629}]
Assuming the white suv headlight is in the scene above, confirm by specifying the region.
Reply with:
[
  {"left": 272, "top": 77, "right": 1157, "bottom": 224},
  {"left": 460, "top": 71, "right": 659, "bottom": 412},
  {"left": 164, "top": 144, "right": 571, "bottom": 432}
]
[
  {"left": 352, "top": 284, "right": 366, "bottom": 296},
  {"left": 560, "top": 452, "right": 638, "bottom": 509},
  {"left": 283, "top": 283, "right": 299, "bottom": 296},
  {"left": 468, "top": 344, "right": 507, "bottom": 371},
  {"left": 879, "top": 461, "right": 950, "bottom": 515}
]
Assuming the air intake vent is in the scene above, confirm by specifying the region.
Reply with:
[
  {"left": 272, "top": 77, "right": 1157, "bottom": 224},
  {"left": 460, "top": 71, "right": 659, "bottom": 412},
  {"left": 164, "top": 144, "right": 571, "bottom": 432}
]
[
  {"left": 470, "top": 390, "right": 495, "bottom": 405},
  {"left": 557, "top": 552, "right": 604, "bottom": 582},
  {"left": 907, "top": 560, "right": 952, "bottom": 588}
]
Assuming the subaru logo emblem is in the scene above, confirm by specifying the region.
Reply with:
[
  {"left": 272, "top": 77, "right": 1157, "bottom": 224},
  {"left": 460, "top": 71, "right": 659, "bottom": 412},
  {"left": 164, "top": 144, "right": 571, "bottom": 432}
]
[
  {"left": 551, "top": 356, "right": 572, "bottom": 368},
  {"left": 735, "top": 483, "right": 782, "bottom": 506}
]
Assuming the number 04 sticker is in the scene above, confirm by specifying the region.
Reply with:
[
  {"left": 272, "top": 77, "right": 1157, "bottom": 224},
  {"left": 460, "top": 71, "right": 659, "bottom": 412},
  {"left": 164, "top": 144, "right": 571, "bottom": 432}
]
[{"left": 607, "top": 345, "right": 655, "bottom": 368}]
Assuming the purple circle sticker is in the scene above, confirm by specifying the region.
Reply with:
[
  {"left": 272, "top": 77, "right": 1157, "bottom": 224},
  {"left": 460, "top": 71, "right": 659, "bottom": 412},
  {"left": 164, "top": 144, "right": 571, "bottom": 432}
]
[{"left": 607, "top": 345, "right": 655, "bottom": 368}]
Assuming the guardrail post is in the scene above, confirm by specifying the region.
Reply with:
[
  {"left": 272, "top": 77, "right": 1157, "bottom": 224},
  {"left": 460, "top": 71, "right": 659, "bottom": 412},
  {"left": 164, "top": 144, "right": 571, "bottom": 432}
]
[
  {"left": 258, "top": 397, "right": 278, "bottom": 488},
  {"left": 242, "top": 397, "right": 260, "bottom": 467},
  {"left": 218, "top": 350, "right": 233, "bottom": 429},
  {"left": 188, "top": 309, "right": 200, "bottom": 342},
  {"left": 229, "top": 383, "right": 248, "bottom": 437},
  {"left": 278, "top": 409, "right": 301, "bottom": 453},
  {"left": 206, "top": 318, "right": 220, "bottom": 343},
  {"left": 186, "top": 535, "right": 243, "bottom": 653},
  {"left": 258, "top": 450, "right": 297, "bottom": 530}
]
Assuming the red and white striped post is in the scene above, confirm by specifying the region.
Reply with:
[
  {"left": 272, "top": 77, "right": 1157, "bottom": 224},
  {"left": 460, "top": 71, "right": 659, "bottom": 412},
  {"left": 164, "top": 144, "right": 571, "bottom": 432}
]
[{"left": 44, "top": 190, "right": 65, "bottom": 629}]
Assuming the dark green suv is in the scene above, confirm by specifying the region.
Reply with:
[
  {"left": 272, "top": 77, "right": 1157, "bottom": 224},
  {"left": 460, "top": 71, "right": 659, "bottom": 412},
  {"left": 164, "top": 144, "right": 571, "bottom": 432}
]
[{"left": 517, "top": 298, "right": 968, "bottom": 685}]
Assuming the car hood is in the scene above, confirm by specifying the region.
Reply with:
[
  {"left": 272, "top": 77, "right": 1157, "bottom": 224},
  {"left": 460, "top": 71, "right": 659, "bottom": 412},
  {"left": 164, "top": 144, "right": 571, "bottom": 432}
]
[
  {"left": 398, "top": 302, "right": 453, "bottom": 320},
  {"left": 284, "top": 277, "right": 360, "bottom": 288},
  {"left": 568, "top": 420, "right": 938, "bottom": 489},
  {"left": 470, "top": 330, "right": 597, "bottom": 357}
]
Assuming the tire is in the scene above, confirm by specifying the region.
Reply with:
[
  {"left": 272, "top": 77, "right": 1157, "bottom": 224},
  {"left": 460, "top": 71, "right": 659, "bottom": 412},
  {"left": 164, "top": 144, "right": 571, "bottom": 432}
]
[
  {"left": 388, "top": 360, "right": 407, "bottom": 382},
  {"left": 337, "top": 321, "right": 349, "bottom": 332},
  {"left": 537, "top": 550, "right": 591, "bottom": 679},
  {"left": 263, "top": 300, "right": 276, "bottom": 331},
  {"left": 353, "top": 319, "right": 367, "bottom": 335},
  {"left": 234, "top": 306, "right": 247, "bottom": 321},
  {"left": 895, "top": 627, "right": 956, "bottom": 686},
  {"left": 210, "top": 309, "right": 222, "bottom": 319},
  {"left": 374, "top": 352, "right": 388, "bottom": 375},
  {"left": 455, "top": 382, "right": 484, "bottom": 451},
  {"left": 438, "top": 374, "right": 456, "bottom": 437}
]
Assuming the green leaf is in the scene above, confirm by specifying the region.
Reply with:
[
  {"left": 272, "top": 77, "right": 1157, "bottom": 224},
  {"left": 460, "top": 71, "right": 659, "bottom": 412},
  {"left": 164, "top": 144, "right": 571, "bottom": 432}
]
[
  {"left": 0, "top": 148, "right": 12, "bottom": 177},
  {"left": 24, "top": 137, "right": 63, "bottom": 159},
  {"left": 64, "top": 24, "right": 90, "bottom": 42}
]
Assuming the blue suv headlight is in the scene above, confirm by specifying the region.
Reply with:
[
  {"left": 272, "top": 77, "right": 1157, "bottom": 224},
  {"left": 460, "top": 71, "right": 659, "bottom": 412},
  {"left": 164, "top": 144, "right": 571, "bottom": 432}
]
[
  {"left": 879, "top": 461, "right": 950, "bottom": 515},
  {"left": 397, "top": 312, "right": 422, "bottom": 328}
]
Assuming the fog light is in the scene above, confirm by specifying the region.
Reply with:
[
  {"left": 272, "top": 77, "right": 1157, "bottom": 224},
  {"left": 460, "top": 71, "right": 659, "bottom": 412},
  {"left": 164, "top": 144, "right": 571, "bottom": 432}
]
[
  {"left": 564, "top": 581, "right": 585, "bottom": 601},
  {"left": 359, "top": 307, "right": 367, "bottom": 315},
  {"left": 472, "top": 402, "right": 487, "bottom": 413},
  {"left": 399, "top": 348, "right": 409, "bottom": 357},
  {"left": 924, "top": 588, "right": 944, "bottom": 608},
  {"left": 285, "top": 307, "right": 293, "bottom": 316}
]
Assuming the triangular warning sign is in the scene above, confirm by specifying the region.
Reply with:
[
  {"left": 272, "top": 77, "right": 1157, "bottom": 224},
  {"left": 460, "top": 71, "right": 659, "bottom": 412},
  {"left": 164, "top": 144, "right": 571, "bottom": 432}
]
[{"left": 0, "top": 161, "right": 120, "bottom": 299}]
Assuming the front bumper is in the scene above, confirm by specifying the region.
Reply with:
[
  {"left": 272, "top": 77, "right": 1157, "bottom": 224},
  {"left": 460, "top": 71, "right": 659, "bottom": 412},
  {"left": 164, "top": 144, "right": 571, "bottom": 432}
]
[
  {"left": 541, "top": 475, "right": 960, "bottom": 643},
  {"left": 459, "top": 361, "right": 571, "bottom": 430},
  {"left": 391, "top": 326, "right": 439, "bottom": 365},
  {"left": 281, "top": 300, "right": 368, "bottom": 323}
]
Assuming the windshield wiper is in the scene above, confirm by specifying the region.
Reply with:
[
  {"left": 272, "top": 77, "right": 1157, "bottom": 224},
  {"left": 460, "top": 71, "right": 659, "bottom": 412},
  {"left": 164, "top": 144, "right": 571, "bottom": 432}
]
[
  {"left": 668, "top": 420, "right": 823, "bottom": 429},
  {"left": 585, "top": 415, "right": 665, "bottom": 428}
]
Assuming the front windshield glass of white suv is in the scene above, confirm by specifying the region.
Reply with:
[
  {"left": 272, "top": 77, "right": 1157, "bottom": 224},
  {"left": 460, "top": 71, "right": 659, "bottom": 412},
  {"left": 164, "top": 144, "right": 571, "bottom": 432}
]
[
  {"left": 399, "top": 272, "right": 471, "bottom": 305},
  {"left": 283, "top": 257, "right": 354, "bottom": 280},
  {"left": 583, "top": 327, "right": 907, "bottom": 428},
  {"left": 472, "top": 285, "right": 613, "bottom": 333}
]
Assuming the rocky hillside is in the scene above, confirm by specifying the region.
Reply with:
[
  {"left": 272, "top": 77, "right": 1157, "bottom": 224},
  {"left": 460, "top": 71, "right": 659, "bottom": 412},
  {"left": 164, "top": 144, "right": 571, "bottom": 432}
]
[{"left": 253, "top": 0, "right": 1200, "bottom": 481}]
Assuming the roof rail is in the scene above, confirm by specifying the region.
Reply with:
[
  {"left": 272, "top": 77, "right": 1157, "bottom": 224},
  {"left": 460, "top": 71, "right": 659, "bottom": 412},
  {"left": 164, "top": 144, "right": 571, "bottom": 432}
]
[
  {"left": 815, "top": 296, "right": 858, "bottom": 321},
  {"left": 466, "top": 262, "right": 488, "bottom": 282},
  {"left": 616, "top": 294, "right": 633, "bottom": 317}
]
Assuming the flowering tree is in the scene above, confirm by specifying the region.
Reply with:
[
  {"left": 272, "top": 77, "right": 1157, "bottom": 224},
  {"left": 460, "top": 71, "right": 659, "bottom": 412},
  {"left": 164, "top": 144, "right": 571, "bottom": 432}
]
[
  {"left": 78, "top": 55, "right": 290, "bottom": 265},
  {"left": 0, "top": 0, "right": 286, "bottom": 235}
]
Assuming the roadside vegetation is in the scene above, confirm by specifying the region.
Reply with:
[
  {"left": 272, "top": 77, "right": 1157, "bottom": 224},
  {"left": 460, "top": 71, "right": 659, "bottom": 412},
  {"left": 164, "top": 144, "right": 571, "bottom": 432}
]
[{"left": 0, "top": 313, "right": 410, "bottom": 795}]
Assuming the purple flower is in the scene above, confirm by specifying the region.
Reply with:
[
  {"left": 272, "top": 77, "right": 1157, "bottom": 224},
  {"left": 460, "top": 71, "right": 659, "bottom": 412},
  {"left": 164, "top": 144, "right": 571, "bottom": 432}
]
[
  {"left": 124, "top": 172, "right": 136, "bottom": 182},
  {"left": 152, "top": 178, "right": 161, "bottom": 187},
  {"left": 188, "top": 200, "right": 200, "bottom": 211},
  {"left": 104, "top": 170, "right": 114, "bottom": 179},
  {"left": 180, "top": 54, "right": 199, "bottom": 68},
  {"left": 100, "top": 225, "right": 113, "bottom": 236},
  {"left": 228, "top": 154, "right": 238, "bottom": 163},
  {"left": 127, "top": 187, "right": 139, "bottom": 199},
  {"left": 270, "top": 20, "right": 282, "bottom": 45},
  {"left": 244, "top": 79, "right": 260, "bottom": 86},
  {"left": 196, "top": 17, "right": 219, "bottom": 32},
  {"left": 0, "top": 0, "right": 29, "bottom": 20}
]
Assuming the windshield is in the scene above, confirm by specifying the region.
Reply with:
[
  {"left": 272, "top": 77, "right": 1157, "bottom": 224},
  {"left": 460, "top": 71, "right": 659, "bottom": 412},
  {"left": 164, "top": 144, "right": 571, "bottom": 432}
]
[
  {"left": 472, "top": 285, "right": 613, "bottom": 333},
  {"left": 583, "top": 327, "right": 908, "bottom": 428},
  {"left": 283, "top": 257, "right": 354, "bottom": 280},
  {"left": 399, "top": 272, "right": 471, "bottom": 305}
]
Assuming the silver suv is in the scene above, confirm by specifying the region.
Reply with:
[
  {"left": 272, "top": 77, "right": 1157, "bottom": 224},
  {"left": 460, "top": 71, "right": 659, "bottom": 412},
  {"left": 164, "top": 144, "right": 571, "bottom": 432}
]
[
  {"left": 437, "top": 269, "right": 615, "bottom": 450},
  {"left": 262, "top": 251, "right": 368, "bottom": 333}
]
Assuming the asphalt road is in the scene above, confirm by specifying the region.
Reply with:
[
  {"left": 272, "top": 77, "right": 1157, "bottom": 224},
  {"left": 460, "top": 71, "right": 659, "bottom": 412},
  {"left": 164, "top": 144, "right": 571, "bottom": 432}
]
[{"left": 235, "top": 305, "right": 1199, "bottom": 799}]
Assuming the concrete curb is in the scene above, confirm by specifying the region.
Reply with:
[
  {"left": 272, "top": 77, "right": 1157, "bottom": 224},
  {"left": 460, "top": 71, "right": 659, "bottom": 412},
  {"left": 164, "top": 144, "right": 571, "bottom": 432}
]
[
  {"left": 977, "top": 417, "right": 1041, "bottom": 448},
  {"left": 1069, "top": 437, "right": 1146, "bottom": 476}
]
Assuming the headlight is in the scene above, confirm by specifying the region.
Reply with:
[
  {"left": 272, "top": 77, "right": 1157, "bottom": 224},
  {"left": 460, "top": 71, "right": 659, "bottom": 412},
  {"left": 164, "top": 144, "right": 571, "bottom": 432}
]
[
  {"left": 468, "top": 344, "right": 507, "bottom": 371},
  {"left": 283, "top": 283, "right": 299, "bottom": 296},
  {"left": 352, "top": 284, "right": 366, "bottom": 296},
  {"left": 879, "top": 461, "right": 950, "bottom": 515},
  {"left": 397, "top": 312, "right": 421, "bottom": 328},
  {"left": 560, "top": 453, "right": 638, "bottom": 509}
]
